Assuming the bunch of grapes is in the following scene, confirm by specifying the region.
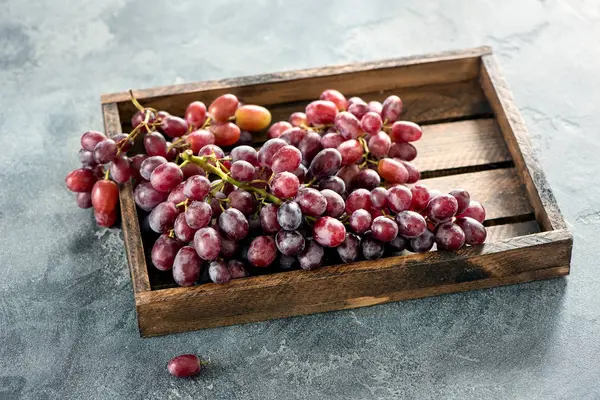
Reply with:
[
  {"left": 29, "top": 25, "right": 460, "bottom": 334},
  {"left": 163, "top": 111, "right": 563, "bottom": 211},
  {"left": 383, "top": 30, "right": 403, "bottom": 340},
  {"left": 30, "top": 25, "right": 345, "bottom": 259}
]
[{"left": 65, "top": 88, "right": 487, "bottom": 288}]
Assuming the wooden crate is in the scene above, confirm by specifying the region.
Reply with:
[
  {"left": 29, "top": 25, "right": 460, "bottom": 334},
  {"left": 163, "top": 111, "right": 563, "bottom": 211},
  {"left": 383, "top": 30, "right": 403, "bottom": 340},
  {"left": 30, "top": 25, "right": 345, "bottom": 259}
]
[{"left": 101, "top": 46, "right": 572, "bottom": 337}]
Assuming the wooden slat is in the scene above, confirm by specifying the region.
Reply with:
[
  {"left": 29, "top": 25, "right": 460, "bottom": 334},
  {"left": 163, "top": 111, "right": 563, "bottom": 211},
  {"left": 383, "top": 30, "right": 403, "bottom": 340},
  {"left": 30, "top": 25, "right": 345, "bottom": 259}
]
[
  {"left": 485, "top": 220, "right": 540, "bottom": 242},
  {"left": 136, "top": 230, "right": 571, "bottom": 336},
  {"left": 103, "top": 46, "right": 491, "bottom": 106},
  {"left": 102, "top": 103, "right": 151, "bottom": 294},
  {"left": 414, "top": 118, "right": 511, "bottom": 175},
  {"left": 480, "top": 55, "right": 567, "bottom": 231},
  {"left": 420, "top": 168, "right": 533, "bottom": 222}
]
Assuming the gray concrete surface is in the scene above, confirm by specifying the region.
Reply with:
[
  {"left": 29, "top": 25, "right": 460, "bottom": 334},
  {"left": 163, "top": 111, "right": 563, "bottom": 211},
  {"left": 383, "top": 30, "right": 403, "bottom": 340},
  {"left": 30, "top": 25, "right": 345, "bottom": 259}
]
[{"left": 1, "top": 0, "right": 599, "bottom": 399}]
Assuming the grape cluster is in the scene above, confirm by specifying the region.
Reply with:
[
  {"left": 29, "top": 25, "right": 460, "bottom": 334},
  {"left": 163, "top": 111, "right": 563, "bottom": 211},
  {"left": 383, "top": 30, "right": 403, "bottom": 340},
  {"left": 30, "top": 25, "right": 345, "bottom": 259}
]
[{"left": 65, "top": 88, "right": 487, "bottom": 288}]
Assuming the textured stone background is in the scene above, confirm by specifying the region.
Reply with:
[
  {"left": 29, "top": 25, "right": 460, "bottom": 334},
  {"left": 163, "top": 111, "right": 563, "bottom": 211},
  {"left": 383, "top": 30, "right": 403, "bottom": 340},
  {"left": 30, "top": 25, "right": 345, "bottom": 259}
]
[{"left": 1, "top": 0, "right": 599, "bottom": 399}]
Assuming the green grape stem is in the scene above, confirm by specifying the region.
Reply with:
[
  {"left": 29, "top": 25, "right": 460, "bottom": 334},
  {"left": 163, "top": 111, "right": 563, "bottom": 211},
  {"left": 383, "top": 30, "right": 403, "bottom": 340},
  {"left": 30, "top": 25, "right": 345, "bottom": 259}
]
[{"left": 181, "top": 151, "right": 282, "bottom": 205}]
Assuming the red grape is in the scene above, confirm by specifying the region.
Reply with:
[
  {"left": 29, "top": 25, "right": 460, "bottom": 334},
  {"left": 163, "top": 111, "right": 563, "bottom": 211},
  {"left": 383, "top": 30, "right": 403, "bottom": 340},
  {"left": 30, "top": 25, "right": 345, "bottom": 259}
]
[
  {"left": 247, "top": 236, "right": 277, "bottom": 267},
  {"left": 134, "top": 182, "right": 169, "bottom": 211},
  {"left": 112, "top": 133, "right": 134, "bottom": 152},
  {"left": 390, "top": 121, "right": 422, "bottom": 142},
  {"left": 370, "top": 187, "right": 389, "bottom": 209},
  {"left": 183, "top": 175, "right": 211, "bottom": 201},
  {"left": 305, "top": 100, "right": 337, "bottom": 126},
  {"left": 167, "top": 182, "right": 186, "bottom": 205},
  {"left": 387, "top": 185, "right": 412, "bottom": 213},
  {"left": 354, "top": 169, "right": 380, "bottom": 190},
  {"left": 228, "top": 190, "right": 256, "bottom": 216},
  {"left": 334, "top": 112, "right": 361, "bottom": 140},
  {"left": 193, "top": 227, "right": 221, "bottom": 261},
  {"left": 396, "top": 211, "right": 427, "bottom": 238},
  {"left": 289, "top": 112, "right": 307, "bottom": 127},
  {"left": 268, "top": 121, "right": 293, "bottom": 139},
  {"left": 398, "top": 160, "right": 420, "bottom": 183},
  {"left": 174, "top": 213, "right": 197, "bottom": 242},
  {"left": 321, "top": 132, "right": 345, "bottom": 149},
  {"left": 277, "top": 201, "right": 303, "bottom": 230},
  {"left": 321, "top": 189, "right": 345, "bottom": 218},
  {"left": 218, "top": 208, "right": 249, "bottom": 240},
  {"left": 295, "top": 188, "right": 327, "bottom": 217},
  {"left": 271, "top": 145, "right": 302, "bottom": 174},
  {"left": 368, "top": 131, "right": 391, "bottom": 159},
  {"left": 435, "top": 222, "right": 465, "bottom": 251},
  {"left": 91, "top": 180, "right": 119, "bottom": 213},
  {"left": 185, "top": 101, "right": 207, "bottom": 128},
  {"left": 381, "top": 95, "right": 403, "bottom": 123},
  {"left": 79, "top": 148, "right": 96, "bottom": 166},
  {"left": 230, "top": 160, "right": 256, "bottom": 182},
  {"left": 258, "top": 138, "right": 287, "bottom": 168},
  {"left": 110, "top": 155, "right": 131, "bottom": 183},
  {"left": 167, "top": 354, "right": 202, "bottom": 378},
  {"left": 378, "top": 158, "right": 408, "bottom": 184},
  {"left": 427, "top": 194, "right": 458, "bottom": 224},
  {"left": 173, "top": 246, "right": 202, "bottom": 286},
  {"left": 148, "top": 201, "right": 179, "bottom": 233},
  {"left": 345, "top": 188, "right": 371, "bottom": 214},
  {"left": 150, "top": 162, "right": 183, "bottom": 192},
  {"left": 270, "top": 172, "right": 300, "bottom": 199},
  {"left": 93, "top": 139, "right": 118, "bottom": 164},
  {"left": 449, "top": 189, "right": 471, "bottom": 215},
  {"left": 410, "top": 184, "right": 431, "bottom": 211},
  {"left": 313, "top": 216, "right": 346, "bottom": 247},
  {"left": 260, "top": 203, "right": 281, "bottom": 234},
  {"left": 320, "top": 89, "right": 347, "bottom": 111},
  {"left": 94, "top": 209, "right": 117, "bottom": 227},
  {"left": 81, "top": 131, "right": 107, "bottom": 151},
  {"left": 186, "top": 129, "right": 215, "bottom": 154},
  {"left": 298, "top": 131, "right": 323, "bottom": 165},
  {"left": 160, "top": 116, "right": 188, "bottom": 138},
  {"left": 185, "top": 201, "right": 212, "bottom": 229},
  {"left": 388, "top": 142, "right": 417, "bottom": 161},
  {"left": 337, "top": 139, "right": 363, "bottom": 166},
  {"left": 280, "top": 127, "right": 306, "bottom": 147},
  {"left": 368, "top": 101, "right": 383, "bottom": 115},
  {"left": 75, "top": 192, "right": 92, "bottom": 209},
  {"left": 144, "top": 132, "right": 168, "bottom": 157},
  {"left": 209, "top": 94, "right": 239, "bottom": 123},
  {"left": 298, "top": 239, "right": 324, "bottom": 270},
  {"left": 457, "top": 201, "right": 486, "bottom": 223},
  {"left": 348, "top": 102, "right": 369, "bottom": 120},
  {"left": 231, "top": 145, "right": 259, "bottom": 166},
  {"left": 455, "top": 217, "right": 487, "bottom": 245},
  {"left": 371, "top": 216, "right": 398, "bottom": 242},
  {"left": 350, "top": 209, "right": 372, "bottom": 234},
  {"left": 131, "top": 110, "right": 156, "bottom": 131},
  {"left": 228, "top": 260, "right": 249, "bottom": 279},
  {"left": 360, "top": 112, "right": 383, "bottom": 135},
  {"left": 151, "top": 234, "right": 183, "bottom": 271},
  {"left": 208, "top": 260, "right": 232, "bottom": 284},
  {"left": 211, "top": 122, "right": 241, "bottom": 146},
  {"left": 65, "top": 168, "right": 97, "bottom": 192}
]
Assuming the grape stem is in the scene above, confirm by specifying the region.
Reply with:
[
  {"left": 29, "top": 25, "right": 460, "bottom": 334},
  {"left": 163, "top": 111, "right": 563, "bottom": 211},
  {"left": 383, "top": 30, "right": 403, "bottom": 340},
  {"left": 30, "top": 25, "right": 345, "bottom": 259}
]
[{"left": 181, "top": 151, "right": 282, "bottom": 205}]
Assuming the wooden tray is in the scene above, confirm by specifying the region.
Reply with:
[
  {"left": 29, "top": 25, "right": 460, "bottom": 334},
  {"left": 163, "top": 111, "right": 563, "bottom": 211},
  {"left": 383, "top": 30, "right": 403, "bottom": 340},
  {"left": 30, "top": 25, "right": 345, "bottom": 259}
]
[{"left": 101, "top": 46, "right": 572, "bottom": 337}]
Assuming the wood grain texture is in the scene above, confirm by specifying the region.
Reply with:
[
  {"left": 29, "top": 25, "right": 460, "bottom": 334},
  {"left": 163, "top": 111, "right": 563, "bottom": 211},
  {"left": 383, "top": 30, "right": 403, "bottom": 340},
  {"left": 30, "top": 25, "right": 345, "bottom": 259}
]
[
  {"left": 485, "top": 220, "right": 540, "bottom": 242},
  {"left": 420, "top": 168, "right": 533, "bottom": 222},
  {"left": 136, "top": 230, "right": 571, "bottom": 336},
  {"left": 102, "top": 103, "right": 151, "bottom": 294},
  {"left": 415, "top": 118, "right": 512, "bottom": 176},
  {"left": 480, "top": 55, "right": 567, "bottom": 231},
  {"left": 103, "top": 46, "right": 491, "bottom": 106}
]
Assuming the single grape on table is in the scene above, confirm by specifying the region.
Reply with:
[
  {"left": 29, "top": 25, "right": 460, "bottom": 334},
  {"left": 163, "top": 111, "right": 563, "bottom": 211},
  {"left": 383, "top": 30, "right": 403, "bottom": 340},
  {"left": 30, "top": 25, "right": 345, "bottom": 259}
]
[{"left": 65, "top": 88, "right": 487, "bottom": 288}]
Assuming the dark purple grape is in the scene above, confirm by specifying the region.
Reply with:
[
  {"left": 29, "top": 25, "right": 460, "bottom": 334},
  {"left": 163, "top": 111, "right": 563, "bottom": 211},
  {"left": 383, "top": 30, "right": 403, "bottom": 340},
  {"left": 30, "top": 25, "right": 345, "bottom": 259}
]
[
  {"left": 361, "top": 235, "right": 385, "bottom": 260},
  {"left": 81, "top": 131, "right": 107, "bottom": 151},
  {"left": 371, "top": 216, "right": 398, "bottom": 242},
  {"left": 292, "top": 164, "right": 308, "bottom": 183},
  {"left": 208, "top": 260, "right": 232, "bottom": 284},
  {"left": 174, "top": 213, "right": 197, "bottom": 242},
  {"left": 185, "top": 200, "right": 212, "bottom": 229},
  {"left": 337, "top": 233, "right": 361, "bottom": 263},
  {"left": 228, "top": 260, "right": 249, "bottom": 279},
  {"left": 298, "top": 131, "right": 323, "bottom": 165},
  {"left": 449, "top": 189, "right": 471, "bottom": 215},
  {"left": 435, "top": 222, "right": 465, "bottom": 251},
  {"left": 218, "top": 208, "right": 249, "bottom": 240},
  {"left": 139, "top": 156, "right": 167, "bottom": 181},
  {"left": 209, "top": 191, "right": 226, "bottom": 218},
  {"left": 148, "top": 202, "right": 180, "bottom": 233},
  {"left": 280, "top": 127, "right": 306, "bottom": 147},
  {"left": 112, "top": 133, "right": 134, "bottom": 152},
  {"left": 76, "top": 192, "right": 93, "bottom": 209},
  {"left": 354, "top": 169, "right": 380, "bottom": 190},
  {"left": 193, "top": 227, "right": 221, "bottom": 261},
  {"left": 228, "top": 190, "right": 256, "bottom": 216},
  {"left": 336, "top": 164, "right": 360, "bottom": 190},
  {"left": 277, "top": 200, "right": 303, "bottom": 231},
  {"left": 396, "top": 211, "right": 427, "bottom": 238},
  {"left": 93, "top": 139, "right": 118, "bottom": 164},
  {"left": 275, "top": 230, "right": 306, "bottom": 256},
  {"left": 259, "top": 203, "right": 281, "bottom": 234},
  {"left": 455, "top": 217, "right": 487, "bottom": 245},
  {"left": 319, "top": 176, "right": 346, "bottom": 195},
  {"left": 134, "top": 182, "right": 169, "bottom": 211},
  {"left": 161, "top": 116, "right": 188, "bottom": 138},
  {"left": 298, "top": 239, "right": 325, "bottom": 270},
  {"left": 151, "top": 234, "right": 183, "bottom": 271},
  {"left": 278, "top": 255, "right": 299, "bottom": 271},
  {"left": 181, "top": 162, "right": 206, "bottom": 179},
  {"left": 388, "top": 142, "right": 417, "bottom": 161},
  {"left": 308, "top": 148, "right": 342, "bottom": 179},
  {"left": 79, "top": 148, "right": 96, "bottom": 166},
  {"left": 173, "top": 246, "right": 202, "bottom": 286},
  {"left": 427, "top": 195, "right": 459, "bottom": 224},
  {"left": 388, "top": 235, "right": 408, "bottom": 252},
  {"left": 247, "top": 236, "right": 277, "bottom": 267},
  {"left": 144, "top": 132, "right": 168, "bottom": 157},
  {"left": 110, "top": 155, "right": 131, "bottom": 183},
  {"left": 220, "top": 236, "right": 239, "bottom": 258},
  {"left": 321, "top": 189, "right": 345, "bottom": 218}
]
